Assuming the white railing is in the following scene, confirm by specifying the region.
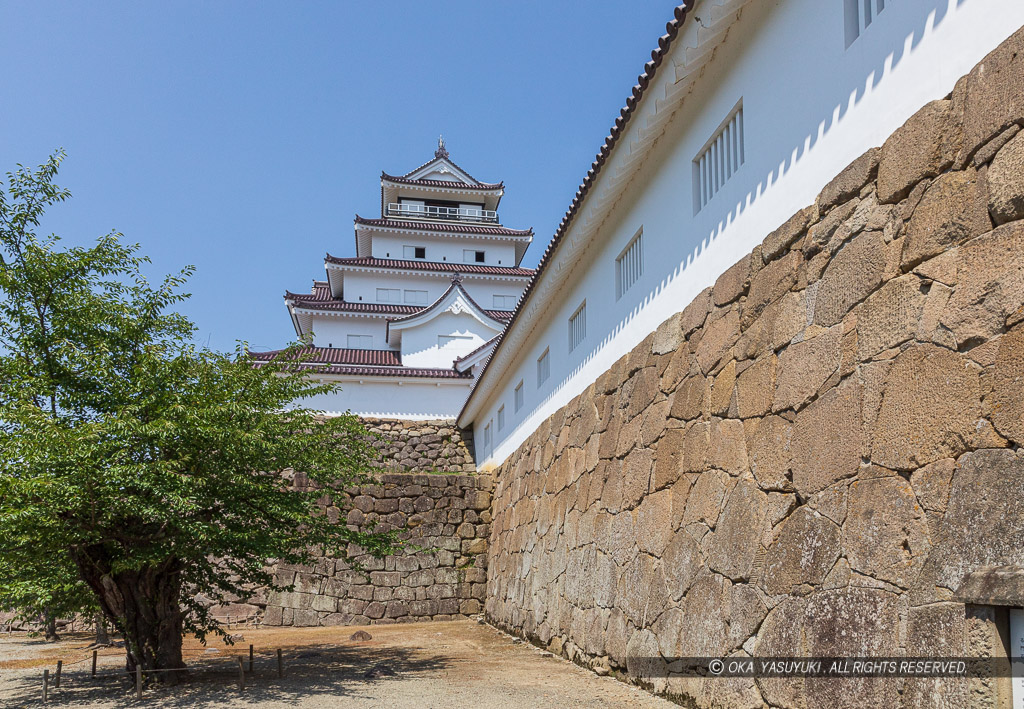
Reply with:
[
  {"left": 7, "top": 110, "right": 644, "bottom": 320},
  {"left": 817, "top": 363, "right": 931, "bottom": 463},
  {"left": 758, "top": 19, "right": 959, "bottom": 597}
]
[{"left": 386, "top": 203, "right": 498, "bottom": 223}]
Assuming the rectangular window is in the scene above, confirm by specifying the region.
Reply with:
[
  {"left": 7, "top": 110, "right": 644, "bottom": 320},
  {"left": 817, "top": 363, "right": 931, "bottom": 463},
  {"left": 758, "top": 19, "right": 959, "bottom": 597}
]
[
  {"left": 537, "top": 348, "right": 550, "bottom": 387},
  {"left": 845, "top": 0, "right": 886, "bottom": 47},
  {"left": 616, "top": 227, "right": 643, "bottom": 300},
  {"left": 497, "top": 405, "right": 505, "bottom": 431},
  {"left": 693, "top": 101, "right": 744, "bottom": 214},
  {"left": 483, "top": 420, "right": 492, "bottom": 453},
  {"left": 403, "top": 245, "right": 426, "bottom": 259},
  {"left": 464, "top": 249, "right": 485, "bottom": 263},
  {"left": 568, "top": 301, "right": 586, "bottom": 353},
  {"left": 492, "top": 294, "right": 517, "bottom": 310},
  {"left": 346, "top": 334, "right": 373, "bottom": 349},
  {"left": 376, "top": 288, "right": 401, "bottom": 303},
  {"left": 438, "top": 334, "right": 473, "bottom": 348},
  {"left": 514, "top": 380, "right": 524, "bottom": 413},
  {"left": 404, "top": 289, "right": 429, "bottom": 305}
]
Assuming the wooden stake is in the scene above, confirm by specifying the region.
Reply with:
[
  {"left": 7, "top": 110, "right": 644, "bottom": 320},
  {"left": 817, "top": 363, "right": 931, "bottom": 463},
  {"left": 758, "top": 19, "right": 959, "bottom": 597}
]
[
  {"left": 248, "top": 644, "right": 254, "bottom": 673},
  {"left": 136, "top": 666, "right": 142, "bottom": 700},
  {"left": 277, "top": 648, "right": 283, "bottom": 678},
  {"left": 237, "top": 656, "right": 245, "bottom": 691},
  {"left": 42, "top": 669, "right": 49, "bottom": 702},
  {"left": 54, "top": 660, "right": 62, "bottom": 688},
  {"left": 92, "top": 650, "right": 98, "bottom": 677}
]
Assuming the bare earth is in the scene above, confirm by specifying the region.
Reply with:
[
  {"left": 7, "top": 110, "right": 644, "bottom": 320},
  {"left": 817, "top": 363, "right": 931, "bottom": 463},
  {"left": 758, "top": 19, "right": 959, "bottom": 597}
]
[{"left": 0, "top": 619, "right": 672, "bottom": 708}]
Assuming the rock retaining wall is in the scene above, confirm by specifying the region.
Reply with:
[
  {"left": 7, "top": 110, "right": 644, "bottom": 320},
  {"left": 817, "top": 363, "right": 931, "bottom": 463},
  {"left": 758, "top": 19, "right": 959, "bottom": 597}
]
[
  {"left": 485, "top": 29, "right": 1024, "bottom": 708},
  {"left": 263, "top": 472, "right": 491, "bottom": 626},
  {"left": 363, "top": 417, "right": 476, "bottom": 474}
]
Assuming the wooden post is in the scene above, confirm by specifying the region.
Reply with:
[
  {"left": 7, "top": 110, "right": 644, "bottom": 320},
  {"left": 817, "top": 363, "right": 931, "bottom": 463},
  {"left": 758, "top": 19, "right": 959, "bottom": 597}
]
[
  {"left": 277, "top": 648, "right": 283, "bottom": 678},
  {"left": 237, "top": 656, "right": 245, "bottom": 691},
  {"left": 92, "top": 650, "right": 97, "bottom": 677},
  {"left": 54, "top": 660, "right": 62, "bottom": 688},
  {"left": 136, "top": 666, "right": 142, "bottom": 700},
  {"left": 248, "top": 644, "right": 254, "bottom": 673},
  {"left": 42, "top": 669, "right": 49, "bottom": 702}
]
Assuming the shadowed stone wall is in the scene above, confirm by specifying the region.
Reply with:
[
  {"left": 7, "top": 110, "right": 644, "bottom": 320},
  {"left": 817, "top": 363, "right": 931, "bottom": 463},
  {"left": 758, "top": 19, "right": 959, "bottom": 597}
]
[
  {"left": 485, "top": 29, "right": 1024, "bottom": 708},
  {"left": 363, "top": 418, "right": 476, "bottom": 474},
  {"left": 263, "top": 472, "right": 492, "bottom": 626}
]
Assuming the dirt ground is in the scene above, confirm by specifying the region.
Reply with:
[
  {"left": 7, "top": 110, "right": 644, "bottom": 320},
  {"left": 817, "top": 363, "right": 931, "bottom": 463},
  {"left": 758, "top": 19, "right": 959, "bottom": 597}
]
[{"left": 0, "top": 619, "right": 673, "bottom": 708}]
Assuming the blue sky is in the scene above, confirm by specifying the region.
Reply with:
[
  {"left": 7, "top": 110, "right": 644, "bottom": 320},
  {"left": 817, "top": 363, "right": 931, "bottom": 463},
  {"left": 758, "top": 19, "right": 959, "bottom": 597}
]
[{"left": 1, "top": 1, "right": 675, "bottom": 352}]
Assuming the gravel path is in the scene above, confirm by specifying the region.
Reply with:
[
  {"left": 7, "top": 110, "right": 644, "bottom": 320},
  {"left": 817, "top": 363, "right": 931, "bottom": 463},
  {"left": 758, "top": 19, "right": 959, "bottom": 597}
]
[{"left": 0, "top": 620, "right": 672, "bottom": 708}]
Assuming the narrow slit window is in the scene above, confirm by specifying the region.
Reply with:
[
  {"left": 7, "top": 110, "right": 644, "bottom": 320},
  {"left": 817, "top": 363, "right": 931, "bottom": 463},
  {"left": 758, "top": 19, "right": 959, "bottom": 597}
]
[
  {"left": 568, "top": 301, "right": 586, "bottom": 353},
  {"left": 536, "top": 348, "right": 550, "bottom": 387},
  {"left": 845, "top": 0, "right": 886, "bottom": 47},
  {"left": 497, "top": 405, "right": 505, "bottom": 431},
  {"left": 693, "top": 102, "right": 744, "bottom": 214},
  {"left": 616, "top": 227, "right": 643, "bottom": 300},
  {"left": 514, "top": 380, "right": 524, "bottom": 412}
]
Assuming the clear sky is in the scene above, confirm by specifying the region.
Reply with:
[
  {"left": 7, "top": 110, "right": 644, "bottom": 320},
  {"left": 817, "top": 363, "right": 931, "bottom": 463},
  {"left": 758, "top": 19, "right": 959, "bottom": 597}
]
[{"left": 1, "top": 1, "right": 676, "bottom": 353}]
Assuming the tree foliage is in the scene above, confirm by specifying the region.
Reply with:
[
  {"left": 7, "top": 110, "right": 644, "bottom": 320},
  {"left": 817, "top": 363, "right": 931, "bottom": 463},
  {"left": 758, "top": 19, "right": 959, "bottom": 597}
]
[{"left": 0, "top": 153, "right": 394, "bottom": 677}]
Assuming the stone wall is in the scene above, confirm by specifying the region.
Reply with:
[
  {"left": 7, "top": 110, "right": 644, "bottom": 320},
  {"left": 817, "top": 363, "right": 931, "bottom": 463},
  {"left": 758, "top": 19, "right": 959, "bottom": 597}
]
[
  {"left": 485, "top": 29, "right": 1024, "bottom": 708},
  {"left": 363, "top": 417, "right": 476, "bottom": 474},
  {"left": 263, "top": 472, "right": 491, "bottom": 626}
]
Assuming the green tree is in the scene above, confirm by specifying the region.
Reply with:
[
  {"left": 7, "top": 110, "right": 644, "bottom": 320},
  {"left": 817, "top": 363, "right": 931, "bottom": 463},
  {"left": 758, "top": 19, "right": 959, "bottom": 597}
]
[{"left": 0, "top": 153, "right": 394, "bottom": 680}]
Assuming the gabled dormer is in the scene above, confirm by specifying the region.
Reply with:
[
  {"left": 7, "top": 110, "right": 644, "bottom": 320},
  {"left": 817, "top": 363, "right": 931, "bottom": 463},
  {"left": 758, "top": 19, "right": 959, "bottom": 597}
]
[{"left": 380, "top": 138, "right": 505, "bottom": 223}]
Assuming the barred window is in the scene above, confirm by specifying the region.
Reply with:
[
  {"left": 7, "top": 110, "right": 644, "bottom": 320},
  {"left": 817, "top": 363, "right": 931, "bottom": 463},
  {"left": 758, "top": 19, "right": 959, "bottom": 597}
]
[
  {"left": 845, "top": 0, "right": 886, "bottom": 47},
  {"left": 568, "top": 301, "right": 586, "bottom": 353},
  {"left": 514, "top": 380, "right": 524, "bottom": 412},
  {"left": 693, "top": 102, "right": 744, "bottom": 213},
  {"left": 537, "top": 348, "right": 550, "bottom": 387},
  {"left": 616, "top": 228, "right": 643, "bottom": 300}
]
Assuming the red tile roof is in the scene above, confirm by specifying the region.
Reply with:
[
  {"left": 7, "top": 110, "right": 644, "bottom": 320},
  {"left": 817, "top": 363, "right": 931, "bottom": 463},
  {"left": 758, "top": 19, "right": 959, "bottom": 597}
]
[
  {"left": 249, "top": 346, "right": 473, "bottom": 379},
  {"left": 285, "top": 284, "right": 513, "bottom": 321},
  {"left": 461, "top": 2, "right": 696, "bottom": 420},
  {"left": 354, "top": 215, "right": 532, "bottom": 238},
  {"left": 454, "top": 334, "right": 501, "bottom": 365},
  {"left": 400, "top": 154, "right": 486, "bottom": 184},
  {"left": 250, "top": 346, "right": 402, "bottom": 367},
  {"left": 324, "top": 254, "right": 534, "bottom": 278},
  {"left": 381, "top": 172, "right": 503, "bottom": 190}
]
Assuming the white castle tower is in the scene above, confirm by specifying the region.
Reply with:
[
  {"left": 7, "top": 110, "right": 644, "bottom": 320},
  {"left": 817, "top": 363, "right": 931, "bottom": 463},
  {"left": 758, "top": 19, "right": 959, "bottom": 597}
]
[{"left": 256, "top": 139, "right": 534, "bottom": 419}]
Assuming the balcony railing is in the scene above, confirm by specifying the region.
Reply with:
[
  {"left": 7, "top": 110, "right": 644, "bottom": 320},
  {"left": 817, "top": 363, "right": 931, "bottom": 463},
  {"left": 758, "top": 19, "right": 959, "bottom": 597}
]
[{"left": 386, "top": 203, "right": 498, "bottom": 224}]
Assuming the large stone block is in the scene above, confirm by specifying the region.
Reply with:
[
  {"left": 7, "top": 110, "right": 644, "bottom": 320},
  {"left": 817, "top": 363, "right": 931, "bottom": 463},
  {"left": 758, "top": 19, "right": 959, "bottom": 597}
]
[
  {"left": 662, "top": 531, "right": 702, "bottom": 601},
  {"left": 635, "top": 489, "right": 673, "bottom": 556},
  {"left": 762, "top": 506, "right": 841, "bottom": 595},
  {"left": 735, "top": 354, "right": 776, "bottom": 419},
  {"left": 918, "top": 449, "right": 1024, "bottom": 595},
  {"left": 802, "top": 588, "right": 902, "bottom": 709},
  {"left": 940, "top": 222, "right": 1024, "bottom": 347},
  {"left": 854, "top": 274, "right": 927, "bottom": 360},
  {"left": 772, "top": 327, "right": 841, "bottom": 412},
  {"left": 743, "top": 250, "right": 801, "bottom": 328},
  {"left": 843, "top": 477, "right": 928, "bottom": 589},
  {"left": 901, "top": 169, "right": 992, "bottom": 270},
  {"left": 675, "top": 571, "right": 730, "bottom": 657},
  {"left": 713, "top": 255, "right": 751, "bottom": 307},
  {"left": 871, "top": 345, "right": 981, "bottom": 470},
  {"left": 991, "top": 326, "right": 1024, "bottom": 445},
  {"left": 670, "top": 375, "right": 707, "bottom": 422},
  {"left": 791, "top": 377, "right": 863, "bottom": 496},
  {"left": 988, "top": 130, "right": 1024, "bottom": 224},
  {"left": 708, "top": 418, "right": 749, "bottom": 475},
  {"left": 877, "top": 99, "right": 961, "bottom": 204},
  {"left": 747, "top": 415, "right": 793, "bottom": 491},
  {"left": 813, "top": 231, "right": 887, "bottom": 326},
  {"left": 695, "top": 309, "right": 741, "bottom": 375},
  {"left": 958, "top": 25, "right": 1024, "bottom": 158},
  {"left": 762, "top": 207, "right": 813, "bottom": 264},
  {"left": 706, "top": 479, "right": 768, "bottom": 581},
  {"left": 817, "top": 148, "right": 880, "bottom": 215}
]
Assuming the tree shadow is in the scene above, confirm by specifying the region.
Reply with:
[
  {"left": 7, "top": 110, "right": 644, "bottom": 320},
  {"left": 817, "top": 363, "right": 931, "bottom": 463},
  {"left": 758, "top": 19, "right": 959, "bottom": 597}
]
[{"left": 3, "top": 643, "right": 452, "bottom": 707}]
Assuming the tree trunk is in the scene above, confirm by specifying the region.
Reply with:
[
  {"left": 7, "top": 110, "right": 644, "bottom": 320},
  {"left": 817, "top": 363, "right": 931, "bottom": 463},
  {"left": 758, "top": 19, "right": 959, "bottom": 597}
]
[
  {"left": 72, "top": 550, "right": 187, "bottom": 683},
  {"left": 43, "top": 608, "right": 59, "bottom": 642},
  {"left": 94, "top": 613, "right": 110, "bottom": 646}
]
